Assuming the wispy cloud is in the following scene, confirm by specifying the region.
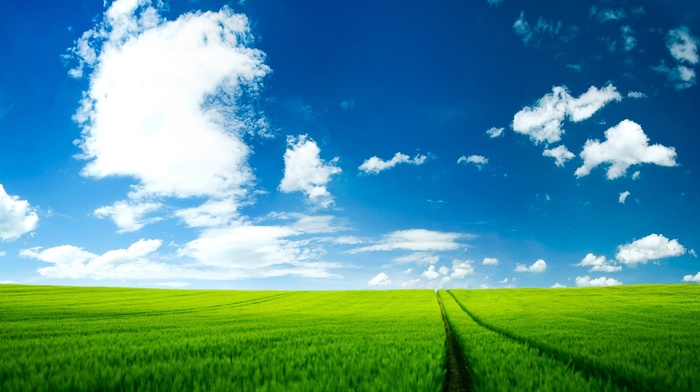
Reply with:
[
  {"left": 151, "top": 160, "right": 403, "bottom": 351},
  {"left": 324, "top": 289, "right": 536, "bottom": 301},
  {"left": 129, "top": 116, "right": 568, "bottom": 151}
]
[{"left": 359, "top": 152, "right": 428, "bottom": 174}]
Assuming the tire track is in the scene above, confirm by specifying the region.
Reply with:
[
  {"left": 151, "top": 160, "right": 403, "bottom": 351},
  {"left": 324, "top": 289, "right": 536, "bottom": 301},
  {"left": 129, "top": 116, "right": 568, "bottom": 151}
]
[
  {"left": 447, "top": 290, "right": 644, "bottom": 392},
  {"left": 436, "top": 293, "right": 472, "bottom": 392}
]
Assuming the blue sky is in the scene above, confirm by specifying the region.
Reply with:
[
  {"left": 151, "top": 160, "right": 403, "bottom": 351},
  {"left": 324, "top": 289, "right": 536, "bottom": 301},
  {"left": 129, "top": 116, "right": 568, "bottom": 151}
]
[{"left": 1, "top": 0, "right": 699, "bottom": 289}]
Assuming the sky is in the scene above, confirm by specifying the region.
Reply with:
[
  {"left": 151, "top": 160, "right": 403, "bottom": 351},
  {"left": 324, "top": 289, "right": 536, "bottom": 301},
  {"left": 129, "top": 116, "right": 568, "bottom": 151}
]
[{"left": 1, "top": 0, "right": 699, "bottom": 290}]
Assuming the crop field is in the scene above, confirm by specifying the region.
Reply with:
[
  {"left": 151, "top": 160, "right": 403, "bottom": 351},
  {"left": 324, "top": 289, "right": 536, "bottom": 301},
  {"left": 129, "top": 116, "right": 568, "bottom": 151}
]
[{"left": 1, "top": 284, "right": 699, "bottom": 391}]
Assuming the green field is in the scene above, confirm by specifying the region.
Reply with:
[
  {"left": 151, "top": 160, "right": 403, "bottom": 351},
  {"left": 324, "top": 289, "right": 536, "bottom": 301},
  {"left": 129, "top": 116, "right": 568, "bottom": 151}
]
[{"left": 1, "top": 284, "right": 699, "bottom": 391}]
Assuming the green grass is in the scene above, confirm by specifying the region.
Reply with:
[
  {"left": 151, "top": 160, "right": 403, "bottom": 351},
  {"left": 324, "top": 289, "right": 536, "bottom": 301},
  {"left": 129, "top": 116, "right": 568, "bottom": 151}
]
[
  {"left": 1, "top": 284, "right": 699, "bottom": 391},
  {"left": 448, "top": 285, "right": 700, "bottom": 391},
  {"left": 0, "top": 286, "right": 445, "bottom": 391}
]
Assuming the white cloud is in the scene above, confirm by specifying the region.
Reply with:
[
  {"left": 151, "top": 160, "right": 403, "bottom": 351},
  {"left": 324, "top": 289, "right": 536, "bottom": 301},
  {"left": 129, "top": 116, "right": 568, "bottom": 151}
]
[
  {"left": 616, "top": 234, "right": 686, "bottom": 265},
  {"left": 368, "top": 272, "right": 391, "bottom": 287},
  {"left": 499, "top": 277, "right": 509, "bottom": 284},
  {"left": 483, "top": 257, "right": 499, "bottom": 266},
  {"left": 451, "top": 260, "right": 475, "bottom": 279},
  {"left": 576, "top": 253, "right": 622, "bottom": 273},
  {"left": 515, "top": 259, "right": 547, "bottom": 273},
  {"left": 69, "top": 1, "right": 269, "bottom": 204},
  {"left": 486, "top": 127, "right": 504, "bottom": 138},
  {"left": 512, "top": 85, "right": 621, "bottom": 145},
  {"left": 551, "top": 283, "right": 567, "bottom": 288},
  {"left": 627, "top": 91, "right": 646, "bottom": 99},
  {"left": 621, "top": 26, "right": 637, "bottom": 51},
  {"left": 690, "top": 249, "right": 698, "bottom": 257},
  {"left": 359, "top": 152, "right": 428, "bottom": 174},
  {"left": 21, "top": 239, "right": 166, "bottom": 280},
  {"left": 348, "top": 229, "right": 463, "bottom": 253},
  {"left": 0, "top": 184, "right": 39, "bottom": 241},
  {"left": 670, "top": 65, "right": 697, "bottom": 90},
  {"left": 543, "top": 145, "right": 575, "bottom": 167},
  {"left": 94, "top": 200, "right": 162, "bottom": 232},
  {"left": 632, "top": 171, "right": 641, "bottom": 180},
  {"left": 667, "top": 27, "right": 699, "bottom": 65},
  {"left": 575, "top": 120, "right": 677, "bottom": 179},
  {"left": 421, "top": 265, "right": 441, "bottom": 280},
  {"left": 393, "top": 252, "right": 439, "bottom": 265},
  {"left": 512, "top": 12, "right": 562, "bottom": 46},
  {"left": 591, "top": 8, "right": 626, "bottom": 23},
  {"left": 174, "top": 198, "right": 240, "bottom": 228},
  {"left": 400, "top": 278, "right": 421, "bottom": 287},
  {"left": 682, "top": 272, "right": 700, "bottom": 283},
  {"left": 575, "top": 276, "right": 623, "bottom": 287},
  {"left": 156, "top": 282, "right": 191, "bottom": 288},
  {"left": 279, "top": 135, "right": 342, "bottom": 208},
  {"left": 458, "top": 155, "right": 488, "bottom": 169},
  {"left": 619, "top": 191, "right": 630, "bottom": 204},
  {"left": 0, "top": 251, "right": 6, "bottom": 257}
]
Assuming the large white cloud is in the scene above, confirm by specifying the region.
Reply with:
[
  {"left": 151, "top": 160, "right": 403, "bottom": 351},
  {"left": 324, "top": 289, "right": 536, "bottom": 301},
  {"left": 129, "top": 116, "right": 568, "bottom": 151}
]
[
  {"left": 348, "top": 229, "right": 464, "bottom": 253},
  {"left": 616, "top": 234, "right": 686, "bottom": 265},
  {"left": 575, "top": 276, "right": 623, "bottom": 287},
  {"left": 512, "top": 85, "right": 621, "bottom": 145},
  {"left": 683, "top": 272, "right": 700, "bottom": 283},
  {"left": 359, "top": 152, "right": 427, "bottom": 174},
  {"left": 575, "top": 120, "right": 677, "bottom": 179},
  {"left": 576, "top": 253, "right": 621, "bottom": 273},
  {"left": 0, "top": 184, "right": 39, "bottom": 241},
  {"left": 94, "top": 200, "right": 162, "bottom": 233},
  {"left": 279, "top": 135, "right": 341, "bottom": 208},
  {"left": 515, "top": 259, "right": 547, "bottom": 273},
  {"left": 70, "top": 1, "right": 269, "bottom": 203},
  {"left": 667, "top": 27, "right": 699, "bottom": 65},
  {"left": 368, "top": 272, "right": 391, "bottom": 287}
]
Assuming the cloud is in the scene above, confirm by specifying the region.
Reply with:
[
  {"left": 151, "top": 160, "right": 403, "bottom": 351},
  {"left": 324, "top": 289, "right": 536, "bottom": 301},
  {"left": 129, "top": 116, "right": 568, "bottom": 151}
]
[
  {"left": 515, "top": 259, "right": 547, "bottom": 273},
  {"left": 348, "top": 229, "right": 464, "bottom": 253},
  {"left": 627, "top": 91, "right": 646, "bottom": 99},
  {"left": 619, "top": 191, "right": 630, "bottom": 204},
  {"left": 670, "top": 66, "right": 697, "bottom": 90},
  {"left": 400, "top": 278, "right": 421, "bottom": 287},
  {"left": 512, "top": 12, "right": 562, "bottom": 46},
  {"left": 512, "top": 85, "right": 621, "bottom": 145},
  {"left": 590, "top": 7, "right": 626, "bottom": 23},
  {"left": 21, "top": 239, "right": 167, "bottom": 280},
  {"left": 451, "top": 260, "right": 475, "bottom": 279},
  {"left": 421, "top": 265, "right": 442, "bottom": 280},
  {"left": 340, "top": 100, "right": 355, "bottom": 110},
  {"left": 94, "top": 200, "right": 162, "bottom": 232},
  {"left": 667, "top": 27, "right": 699, "bottom": 65},
  {"left": 279, "top": 135, "right": 342, "bottom": 208},
  {"left": 690, "top": 249, "right": 698, "bottom": 258},
  {"left": 486, "top": 127, "right": 504, "bottom": 138},
  {"left": 616, "top": 234, "right": 686, "bottom": 265},
  {"left": 359, "top": 152, "right": 428, "bottom": 174},
  {"left": 621, "top": 26, "right": 637, "bottom": 52},
  {"left": 575, "top": 120, "right": 677, "bottom": 179},
  {"left": 156, "top": 282, "right": 191, "bottom": 288},
  {"left": 68, "top": 1, "right": 269, "bottom": 204},
  {"left": 575, "top": 276, "right": 622, "bottom": 287},
  {"left": 393, "top": 252, "right": 439, "bottom": 265},
  {"left": 368, "top": 272, "right": 391, "bottom": 287},
  {"left": 0, "top": 251, "right": 6, "bottom": 257},
  {"left": 543, "top": 145, "right": 575, "bottom": 167},
  {"left": 632, "top": 171, "right": 641, "bottom": 180},
  {"left": 174, "top": 198, "right": 240, "bottom": 228},
  {"left": 683, "top": 272, "right": 700, "bottom": 283},
  {"left": 576, "top": 253, "right": 622, "bottom": 273},
  {"left": 551, "top": 283, "right": 567, "bottom": 288},
  {"left": 458, "top": 155, "right": 488, "bottom": 169},
  {"left": 482, "top": 257, "right": 499, "bottom": 266},
  {"left": 0, "top": 184, "right": 39, "bottom": 241}
]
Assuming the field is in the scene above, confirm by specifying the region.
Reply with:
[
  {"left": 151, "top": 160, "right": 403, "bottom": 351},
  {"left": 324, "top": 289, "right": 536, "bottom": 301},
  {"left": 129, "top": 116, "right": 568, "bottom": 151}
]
[{"left": 1, "top": 284, "right": 699, "bottom": 391}]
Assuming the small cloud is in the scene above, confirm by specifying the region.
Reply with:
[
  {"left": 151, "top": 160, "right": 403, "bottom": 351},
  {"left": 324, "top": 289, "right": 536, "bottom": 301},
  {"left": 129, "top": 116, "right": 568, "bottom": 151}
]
[
  {"left": 566, "top": 64, "right": 582, "bottom": 72},
  {"left": 551, "top": 283, "right": 567, "bottom": 288},
  {"left": 682, "top": 272, "right": 700, "bottom": 283},
  {"left": 576, "top": 253, "right": 622, "bottom": 273},
  {"left": 483, "top": 257, "right": 499, "bottom": 266},
  {"left": 515, "top": 259, "right": 547, "bottom": 273},
  {"left": 616, "top": 234, "right": 686, "bottom": 265},
  {"left": 627, "top": 91, "right": 646, "bottom": 99},
  {"left": 421, "top": 265, "right": 442, "bottom": 280},
  {"left": 498, "top": 277, "right": 509, "bottom": 284},
  {"left": 575, "top": 120, "right": 678, "bottom": 180},
  {"left": 359, "top": 152, "right": 428, "bottom": 174},
  {"left": 621, "top": 26, "right": 637, "bottom": 52},
  {"left": 451, "top": 260, "right": 475, "bottom": 279},
  {"left": 393, "top": 252, "right": 439, "bottom": 265},
  {"left": 543, "top": 145, "right": 575, "bottom": 167},
  {"left": 486, "top": 127, "right": 504, "bottom": 138},
  {"left": 155, "top": 282, "right": 191, "bottom": 288},
  {"left": 575, "top": 276, "right": 622, "bottom": 287},
  {"left": 632, "top": 171, "right": 641, "bottom": 180},
  {"left": 690, "top": 249, "right": 697, "bottom": 257},
  {"left": 340, "top": 100, "right": 355, "bottom": 110},
  {"left": 368, "top": 272, "right": 391, "bottom": 287},
  {"left": 0, "top": 251, "right": 6, "bottom": 257},
  {"left": 400, "top": 278, "right": 421, "bottom": 287},
  {"left": 458, "top": 155, "right": 488, "bottom": 169},
  {"left": 403, "top": 268, "right": 413, "bottom": 274},
  {"left": 619, "top": 191, "right": 630, "bottom": 204},
  {"left": 667, "top": 26, "right": 699, "bottom": 65},
  {"left": 590, "top": 7, "right": 627, "bottom": 23}
]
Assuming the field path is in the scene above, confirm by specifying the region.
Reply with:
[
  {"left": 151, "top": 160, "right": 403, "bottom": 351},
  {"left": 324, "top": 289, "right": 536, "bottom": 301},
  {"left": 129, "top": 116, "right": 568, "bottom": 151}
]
[
  {"left": 436, "top": 293, "right": 472, "bottom": 392},
  {"left": 447, "top": 291, "right": 641, "bottom": 391}
]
